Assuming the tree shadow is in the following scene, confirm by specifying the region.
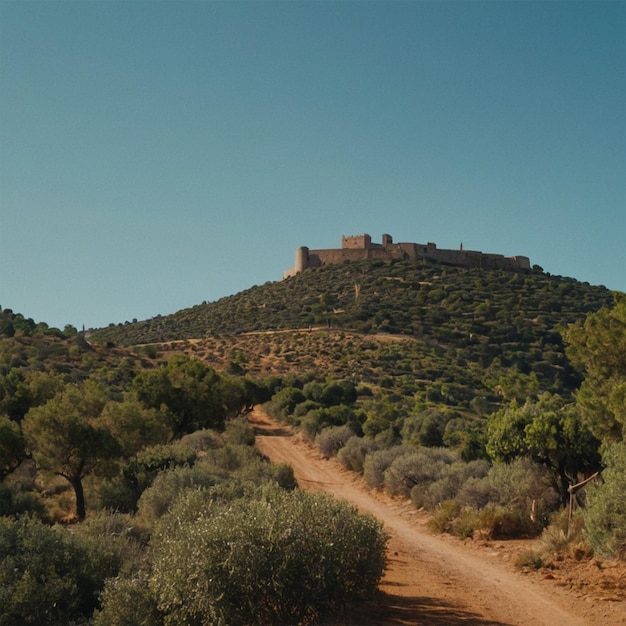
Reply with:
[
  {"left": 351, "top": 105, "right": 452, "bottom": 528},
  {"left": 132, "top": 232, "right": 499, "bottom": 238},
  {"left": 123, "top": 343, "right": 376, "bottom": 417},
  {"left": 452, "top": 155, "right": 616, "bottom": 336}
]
[
  {"left": 252, "top": 424, "right": 293, "bottom": 437},
  {"left": 344, "top": 589, "right": 514, "bottom": 626}
]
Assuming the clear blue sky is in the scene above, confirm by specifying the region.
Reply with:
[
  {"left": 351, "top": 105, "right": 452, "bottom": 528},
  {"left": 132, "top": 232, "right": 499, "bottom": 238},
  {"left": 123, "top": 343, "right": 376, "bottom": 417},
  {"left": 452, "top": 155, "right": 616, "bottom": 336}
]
[{"left": 1, "top": 0, "right": 624, "bottom": 331}]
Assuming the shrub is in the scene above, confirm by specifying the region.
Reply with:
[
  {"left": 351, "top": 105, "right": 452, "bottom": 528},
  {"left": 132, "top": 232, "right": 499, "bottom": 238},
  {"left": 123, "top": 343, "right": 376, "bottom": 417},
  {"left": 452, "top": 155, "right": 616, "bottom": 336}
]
[
  {"left": 136, "top": 464, "right": 223, "bottom": 524},
  {"left": 292, "top": 399, "right": 321, "bottom": 421},
  {"left": 148, "top": 485, "right": 388, "bottom": 625},
  {"left": 474, "top": 504, "right": 531, "bottom": 538},
  {"left": 0, "top": 515, "right": 118, "bottom": 626},
  {"left": 75, "top": 510, "right": 148, "bottom": 576},
  {"left": 201, "top": 442, "right": 259, "bottom": 472},
  {"left": 230, "top": 456, "right": 297, "bottom": 491},
  {"left": 456, "top": 475, "right": 493, "bottom": 510},
  {"left": 0, "top": 482, "right": 45, "bottom": 517},
  {"left": 429, "top": 499, "right": 461, "bottom": 533},
  {"left": 316, "top": 425, "right": 353, "bottom": 458},
  {"left": 421, "top": 459, "right": 490, "bottom": 511},
  {"left": 178, "top": 428, "right": 223, "bottom": 452},
  {"left": 449, "top": 507, "right": 482, "bottom": 539},
  {"left": 487, "top": 457, "right": 559, "bottom": 530},
  {"left": 222, "top": 417, "right": 255, "bottom": 446},
  {"left": 384, "top": 447, "right": 456, "bottom": 502},
  {"left": 363, "top": 445, "right": 411, "bottom": 489},
  {"left": 432, "top": 458, "right": 560, "bottom": 539},
  {"left": 584, "top": 442, "right": 626, "bottom": 558},
  {"left": 514, "top": 550, "right": 544, "bottom": 570},
  {"left": 401, "top": 408, "right": 451, "bottom": 447},
  {"left": 264, "top": 387, "right": 306, "bottom": 421},
  {"left": 97, "top": 441, "right": 199, "bottom": 513},
  {"left": 461, "top": 459, "right": 558, "bottom": 538},
  {"left": 299, "top": 412, "right": 321, "bottom": 442},
  {"left": 337, "top": 436, "right": 381, "bottom": 474},
  {"left": 93, "top": 576, "right": 163, "bottom": 626},
  {"left": 539, "top": 509, "right": 591, "bottom": 559},
  {"left": 300, "top": 405, "right": 361, "bottom": 443}
]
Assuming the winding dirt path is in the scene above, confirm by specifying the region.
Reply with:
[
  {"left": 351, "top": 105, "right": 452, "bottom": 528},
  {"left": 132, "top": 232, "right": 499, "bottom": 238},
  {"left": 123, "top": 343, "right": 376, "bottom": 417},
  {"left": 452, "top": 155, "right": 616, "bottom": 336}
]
[{"left": 250, "top": 408, "right": 626, "bottom": 626}]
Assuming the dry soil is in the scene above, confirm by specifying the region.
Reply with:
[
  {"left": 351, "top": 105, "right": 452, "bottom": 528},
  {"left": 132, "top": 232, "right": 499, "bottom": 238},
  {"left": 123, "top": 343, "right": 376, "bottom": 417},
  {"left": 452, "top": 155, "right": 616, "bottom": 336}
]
[{"left": 250, "top": 407, "right": 626, "bottom": 626}]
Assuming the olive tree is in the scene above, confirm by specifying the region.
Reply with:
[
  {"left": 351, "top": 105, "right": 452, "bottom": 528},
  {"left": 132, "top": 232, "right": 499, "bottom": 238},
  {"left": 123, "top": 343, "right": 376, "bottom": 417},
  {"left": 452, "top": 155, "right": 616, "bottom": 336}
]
[{"left": 147, "top": 485, "right": 388, "bottom": 625}]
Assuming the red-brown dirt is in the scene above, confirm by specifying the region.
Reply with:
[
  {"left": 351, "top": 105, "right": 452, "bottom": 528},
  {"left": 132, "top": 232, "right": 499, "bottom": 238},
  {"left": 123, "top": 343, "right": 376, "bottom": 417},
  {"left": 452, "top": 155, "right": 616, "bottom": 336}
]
[{"left": 249, "top": 408, "right": 626, "bottom": 626}]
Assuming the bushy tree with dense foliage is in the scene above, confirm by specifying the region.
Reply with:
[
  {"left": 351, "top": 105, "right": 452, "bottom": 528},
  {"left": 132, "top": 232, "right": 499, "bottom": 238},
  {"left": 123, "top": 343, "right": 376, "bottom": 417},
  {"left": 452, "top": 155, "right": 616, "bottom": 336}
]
[
  {"left": 22, "top": 381, "right": 121, "bottom": 520},
  {"left": 146, "top": 485, "right": 388, "bottom": 626},
  {"left": 566, "top": 296, "right": 626, "bottom": 558},
  {"left": 132, "top": 354, "right": 249, "bottom": 435},
  {"left": 565, "top": 293, "right": 626, "bottom": 443},
  {"left": 486, "top": 393, "right": 601, "bottom": 504},
  {"left": 0, "top": 515, "right": 118, "bottom": 625}
]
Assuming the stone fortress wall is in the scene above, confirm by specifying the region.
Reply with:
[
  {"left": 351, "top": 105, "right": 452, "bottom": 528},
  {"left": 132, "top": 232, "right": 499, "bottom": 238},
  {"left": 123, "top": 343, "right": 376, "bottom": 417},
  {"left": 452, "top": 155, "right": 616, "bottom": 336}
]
[{"left": 284, "top": 233, "right": 530, "bottom": 278}]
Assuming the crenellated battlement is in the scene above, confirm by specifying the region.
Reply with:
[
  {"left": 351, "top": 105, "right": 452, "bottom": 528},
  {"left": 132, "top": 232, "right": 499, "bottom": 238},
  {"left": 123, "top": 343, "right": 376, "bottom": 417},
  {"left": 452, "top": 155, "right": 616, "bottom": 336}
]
[{"left": 283, "top": 233, "right": 530, "bottom": 278}]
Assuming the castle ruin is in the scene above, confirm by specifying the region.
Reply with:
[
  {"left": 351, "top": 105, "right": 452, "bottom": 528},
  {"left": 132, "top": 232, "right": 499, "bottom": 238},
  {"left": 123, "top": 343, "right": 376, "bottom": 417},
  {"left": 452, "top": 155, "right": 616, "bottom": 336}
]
[{"left": 284, "top": 233, "right": 530, "bottom": 278}]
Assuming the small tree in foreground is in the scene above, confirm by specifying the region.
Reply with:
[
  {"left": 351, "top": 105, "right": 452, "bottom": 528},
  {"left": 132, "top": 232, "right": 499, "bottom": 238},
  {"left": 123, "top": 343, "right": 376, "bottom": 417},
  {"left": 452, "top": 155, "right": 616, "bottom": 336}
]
[{"left": 147, "top": 485, "right": 388, "bottom": 625}]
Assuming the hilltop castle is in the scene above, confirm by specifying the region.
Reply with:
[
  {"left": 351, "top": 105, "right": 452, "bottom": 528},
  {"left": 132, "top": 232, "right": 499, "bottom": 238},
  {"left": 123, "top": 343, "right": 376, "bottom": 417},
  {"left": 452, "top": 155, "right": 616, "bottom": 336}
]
[{"left": 284, "top": 233, "right": 530, "bottom": 278}]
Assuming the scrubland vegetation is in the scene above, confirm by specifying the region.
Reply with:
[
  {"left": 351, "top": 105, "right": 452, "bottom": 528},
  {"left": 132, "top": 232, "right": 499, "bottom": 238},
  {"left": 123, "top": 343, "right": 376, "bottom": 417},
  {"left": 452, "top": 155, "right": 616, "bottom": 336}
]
[{"left": 1, "top": 259, "right": 625, "bottom": 624}]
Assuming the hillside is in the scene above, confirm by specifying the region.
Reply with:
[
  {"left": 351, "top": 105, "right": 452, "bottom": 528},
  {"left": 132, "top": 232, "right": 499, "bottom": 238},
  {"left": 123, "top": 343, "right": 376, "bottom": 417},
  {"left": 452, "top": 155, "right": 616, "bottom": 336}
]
[
  {"left": 2, "top": 263, "right": 625, "bottom": 625},
  {"left": 89, "top": 259, "right": 615, "bottom": 414}
]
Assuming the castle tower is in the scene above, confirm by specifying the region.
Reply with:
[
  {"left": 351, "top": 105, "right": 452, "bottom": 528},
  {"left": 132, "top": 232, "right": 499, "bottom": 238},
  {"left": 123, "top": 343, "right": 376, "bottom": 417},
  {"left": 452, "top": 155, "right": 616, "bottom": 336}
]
[{"left": 294, "top": 246, "right": 309, "bottom": 273}]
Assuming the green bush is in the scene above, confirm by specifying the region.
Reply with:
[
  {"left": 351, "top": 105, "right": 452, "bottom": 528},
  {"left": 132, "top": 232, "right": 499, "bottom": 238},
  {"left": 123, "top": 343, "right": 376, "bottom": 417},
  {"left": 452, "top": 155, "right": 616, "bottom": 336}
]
[
  {"left": 97, "top": 441, "right": 199, "bottom": 513},
  {"left": 401, "top": 408, "right": 451, "bottom": 447},
  {"left": 300, "top": 405, "right": 362, "bottom": 442},
  {"left": 230, "top": 456, "right": 297, "bottom": 491},
  {"left": 299, "top": 411, "right": 321, "bottom": 442},
  {"left": 178, "top": 428, "right": 223, "bottom": 452},
  {"left": 93, "top": 576, "right": 163, "bottom": 626},
  {"left": 222, "top": 416, "right": 255, "bottom": 446},
  {"left": 486, "top": 457, "right": 559, "bottom": 529},
  {"left": 74, "top": 510, "right": 148, "bottom": 576},
  {"left": 148, "top": 485, "right": 388, "bottom": 625},
  {"left": 0, "top": 515, "right": 118, "bottom": 626},
  {"left": 539, "top": 509, "right": 590, "bottom": 559},
  {"left": 386, "top": 447, "right": 456, "bottom": 500},
  {"left": 474, "top": 504, "right": 531, "bottom": 538},
  {"left": 428, "top": 499, "right": 461, "bottom": 533},
  {"left": 363, "top": 445, "right": 411, "bottom": 489},
  {"left": 584, "top": 442, "right": 626, "bottom": 558},
  {"left": 455, "top": 475, "right": 493, "bottom": 510},
  {"left": 136, "top": 464, "right": 223, "bottom": 524},
  {"left": 264, "top": 387, "right": 306, "bottom": 421},
  {"left": 420, "top": 459, "right": 490, "bottom": 511},
  {"left": 292, "top": 399, "right": 322, "bottom": 421},
  {"left": 450, "top": 458, "right": 559, "bottom": 538},
  {"left": 316, "top": 424, "right": 353, "bottom": 458},
  {"left": 337, "top": 435, "right": 381, "bottom": 474},
  {"left": 0, "top": 482, "right": 45, "bottom": 517},
  {"left": 201, "top": 442, "right": 259, "bottom": 472}
]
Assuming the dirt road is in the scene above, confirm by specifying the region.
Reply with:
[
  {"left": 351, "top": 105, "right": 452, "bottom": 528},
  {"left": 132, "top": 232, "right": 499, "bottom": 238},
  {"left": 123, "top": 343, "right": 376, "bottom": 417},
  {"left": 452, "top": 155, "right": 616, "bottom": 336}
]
[{"left": 250, "top": 408, "right": 626, "bottom": 626}]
